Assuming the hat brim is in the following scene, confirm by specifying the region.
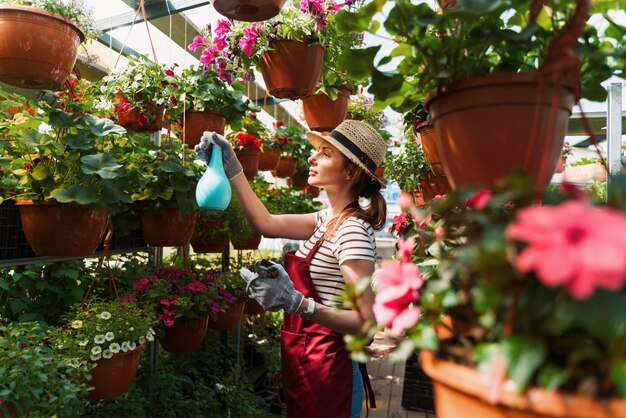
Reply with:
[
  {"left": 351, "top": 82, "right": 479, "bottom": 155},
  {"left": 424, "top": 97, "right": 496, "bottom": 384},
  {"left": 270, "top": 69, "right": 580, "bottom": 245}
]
[{"left": 306, "top": 131, "right": 386, "bottom": 188}]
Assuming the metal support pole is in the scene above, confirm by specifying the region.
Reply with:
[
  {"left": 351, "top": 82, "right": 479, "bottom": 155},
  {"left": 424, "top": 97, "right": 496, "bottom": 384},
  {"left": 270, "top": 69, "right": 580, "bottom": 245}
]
[{"left": 607, "top": 82, "right": 623, "bottom": 199}]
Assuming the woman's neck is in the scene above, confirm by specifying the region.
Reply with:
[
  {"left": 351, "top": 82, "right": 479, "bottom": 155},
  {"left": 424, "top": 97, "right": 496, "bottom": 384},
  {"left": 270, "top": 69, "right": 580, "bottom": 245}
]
[{"left": 326, "top": 188, "right": 357, "bottom": 218}]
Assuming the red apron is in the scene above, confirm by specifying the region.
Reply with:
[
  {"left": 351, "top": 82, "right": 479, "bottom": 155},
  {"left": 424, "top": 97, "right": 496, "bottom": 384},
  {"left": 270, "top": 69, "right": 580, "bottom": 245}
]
[{"left": 281, "top": 239, "right": 376, "bottom": 418}]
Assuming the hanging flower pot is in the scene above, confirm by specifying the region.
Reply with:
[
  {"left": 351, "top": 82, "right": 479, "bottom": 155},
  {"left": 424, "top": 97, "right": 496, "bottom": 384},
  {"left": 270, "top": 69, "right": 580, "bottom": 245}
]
[
  {"left": 190, "top": 217, "right": 229, "bottom": 254},
  {"left": 85, "top": 344, "right": 144, "bottom": 400},
  {"left": 0, "top": 5, "right": 84, "bottom": 90},
  {"left": 234, "top": 145, "right": 261, "bottom": 180},
  {"left": 140, "top": 208, "right": 197, "bottom": 247},
  {"left": 258, "top": 148, "right": 281, "bottom": 171},
  {"left": 419, "top": 350, "right": 626, "bottom": 418},
  {"left": 306, "top": 185, "right": 320, "bottom": 198},
  {"left": 419, "top": 175, "right": 450, "bottom": 200},
  {"left": 211, "top": 0, "right": 287, "bottom": 22},
  {"left": 244, "top": 299, "right": 266, "bottom": 315},
  {"left": 291, "top": 170, "right": 309, "bottom": 189},
  {"left": 159, "top": 316, "right": 209, "bottom": 353},
  {"left": 232, "top": 232, "right": 262, "bottom": 251},
  {"left": 260, "top": 40, "right": 324, "bottom": 99},
  {"left": 415, "top": 122, "right": 445, "bottom": 176},
  {"left": 303, "top": 87, "right": 351, "bottom": 132},
  {"left": 208, "top": 303, "right": 244, "bottom": 330},
  {"left": 180, "top": 110, "right": 226, "bottom": 148},
  {"left": 15, "top": 200, "right": 108, "bottom": 257},
  {"left": 273, "top": 156, "right": 297, "bottom": 178},
  {"left": 114, "top": 92, "right": 165, "bottom": 132},
  {"left": 426, "top": 72, "right": 575, "bottom": 195}
]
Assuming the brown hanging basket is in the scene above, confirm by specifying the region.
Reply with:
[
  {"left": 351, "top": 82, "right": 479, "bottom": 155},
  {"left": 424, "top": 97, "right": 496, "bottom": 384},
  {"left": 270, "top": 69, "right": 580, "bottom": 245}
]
[
  {"left": 140, "top": 208, "right": 197, "bottom": 247},
  {"left": 419, "top": 175, "right": 450, "bottom": 200},
  {"left": 180, "top": 110, "right": 226, "bottom": 148},
  {"left": 234, "top": 145, "right": 261, "bottom": 180},
  {"left": 0, "top": 5, "right": 84, "bottom": 90},
  {"left": 211, "top": 0, "right": 287, "bottom": 22},
  {"left": 207, "top": 303, "right": 244, "bottom": 330},
  {"left": 114, "top": 93, "right": 164, "bottom": 132},
  {"left": 159, "top": 316, "right": 209, "bottom": 353},
  {"left": 273, "top": 156, "right": 297, "bottom": 178},
  {"left": 260, "top": 40, "right": 324, "bottom": 99},
  {"left": 415, "top": 123, "right": 445, "bottom": 176},
  {"left": 302, "top": 87, "right": 351, "bottom": 132},
  {"left": 243, "top": 299, "right": 266, "bottom": 315},
  {"left": 15, "top": 200, "right": 108, "bottom": 257},
  {"left": 258, "top": 147, "right": 281, "bottom": 171},
  {"left": 291, "top": 170, "right": 309, "bottom": 189},
  {"left": 232, "top": 232, "right": 262, "bottom": 251},
  {"left": 85, "top": 344, "right": 144, "bottom": 400}
]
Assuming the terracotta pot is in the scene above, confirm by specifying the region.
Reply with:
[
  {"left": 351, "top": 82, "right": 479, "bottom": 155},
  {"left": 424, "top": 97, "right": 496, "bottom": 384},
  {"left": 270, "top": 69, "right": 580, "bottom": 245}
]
[
  {"left": 211, "top": 0, "right": 287, "bottom": 22},
  {"left": 86, "top": 344, "right": 144, "bottom": 400},
  {"left": 191, "top": 217, "right": 228, "bottom": 253},
  {"left": 260, "top": 40, "right": 324, "bottom": 99},
  {"left": 234, "top": 146, "right": 261, "bottom": 180},
  {"left": 555, "top": 156, "right": 567, "bottom": 174},
  {"left": 160, "top": 316, "right": 209, "bottom": 353},
  {"left": 416, "top": 123, "right": 445, "bottom": 176},
  {"left": 411, "top": 190, "right": 426, "bottom": 207},
  {"left": 114, "top": 92, "right": 164, "bottom": 132},
  {"left": 0, "top": 5, "right": 84, "bottom": 90},
  {"left": 273, "top": 156, "right": 297, "bottom": 178},
  {"left": 180, "top": 111, "right": 226, "bottom": 148},
  {"left": 291, "top": 170, "right": 309, "bottom": 189},
  {"left": 426, "top": 72, "right": 575, "bottom": 195},
  {"left": 306, "top": 185, "right": 320, "bottom": 198},
  {"left": 232, "top": 232, "right": 262, "bottom": 250},
  {"left": 258, "top": 147, "right": 281, "bottom": 171},
  {"left": 302, "top": 87, "right": 350, "bottom": 132},
  {"left": 208, "top": 303, "right": 244, "bottom": 330},
  {"left": 420, "top": 350, "right": 626, "bottom": 418},
  {"left": 244, "top": 299, "right": 266, "bottom": 315},
  {"left": 140, "top": 208, "right": 196, "bottom": 247},
  {"left": 15, "top": 200, "right": 108, "bottom": 257},
  {"left": 419, "top": 175, "right": 450, "bottom": 200}
]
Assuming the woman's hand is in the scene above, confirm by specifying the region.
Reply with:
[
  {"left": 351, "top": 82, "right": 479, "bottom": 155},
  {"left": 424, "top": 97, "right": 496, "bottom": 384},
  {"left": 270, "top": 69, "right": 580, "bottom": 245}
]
[
  {"left": 240, "top": 261, "right": 304, "bottom": 314},
  {"left": 194, "top": 131, "right": 242, "bottom": 179}
]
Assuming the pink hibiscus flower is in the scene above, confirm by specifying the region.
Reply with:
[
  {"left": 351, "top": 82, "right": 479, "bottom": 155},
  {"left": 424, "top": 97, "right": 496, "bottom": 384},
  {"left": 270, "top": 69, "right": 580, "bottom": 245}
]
[{"left": 506, "top": 200, "right": 626, "bottom": 299}]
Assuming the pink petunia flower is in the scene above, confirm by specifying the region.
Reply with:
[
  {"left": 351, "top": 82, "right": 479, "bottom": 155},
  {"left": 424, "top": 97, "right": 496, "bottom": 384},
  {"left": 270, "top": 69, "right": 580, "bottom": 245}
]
[
  {"left": 467, "top": 189, "right": 492, "bottom": 210},
  {"left": 506, "top": 200, "right": 626, "bottom": 299},
  {"left": 207, "top": 300, "right": 221, "bottom": 314},
  {"left": 200, "top": 47, "right": 216, "bottom": 65},
  {"left": 397, "top": 237, "right": 415, "bottom": 263},
  {"left": 188, "top": 35, "right": 207, "bottom": 52}
]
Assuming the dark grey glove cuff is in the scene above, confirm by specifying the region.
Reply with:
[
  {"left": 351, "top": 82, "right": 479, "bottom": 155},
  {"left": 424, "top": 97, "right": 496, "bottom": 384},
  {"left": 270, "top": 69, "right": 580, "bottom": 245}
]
[
  {"left": 224, "top": 157, "right": 243, "bottom": 180},
  {"left": 283, "top": 290, "right": 304, "bottom": 314}
]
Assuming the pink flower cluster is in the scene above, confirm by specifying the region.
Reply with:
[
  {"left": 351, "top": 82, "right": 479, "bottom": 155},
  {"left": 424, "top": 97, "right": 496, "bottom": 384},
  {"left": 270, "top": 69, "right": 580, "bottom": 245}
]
[
  {"left": 188, "top": 21, "right": 234, "bottom": 85},
  {"left": 158, "top": 295, "right": 179, "bottom": 327},
  {"left": 373, "top": 238, "right": 424, "bottom": 334},
  {"left": 239, "top": 23, "right": 264, "bottom": 56},
  {"left": 507, "top": 200, "right": 626, "bottom": 300}
]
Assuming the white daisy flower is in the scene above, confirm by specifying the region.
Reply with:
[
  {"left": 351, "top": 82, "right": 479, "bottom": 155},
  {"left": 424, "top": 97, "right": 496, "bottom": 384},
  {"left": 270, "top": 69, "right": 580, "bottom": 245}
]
[
  {"left": 104, "top": 332, "right": 114, "bottom": 341},
  {"left": 129, "top": 327, "right": 134, "bottom": 331},
  {"left": 109, "top": 343, "right": 121, "bottom": 354},
  {"left": 91, "top": 346, "right": 102, "bottom": 355},
  {"left": 146, "top": 332, "right": 154, "bottom": 342},
  {"left": 90, "top": 352, "right": 102, "bottom": 361},
  {"left": 121, "top": 342, "right": 130, "bottom": 352},
  {"left": 102, "top": 349, "right": 113, "bottom": 359},
  {"left": 138, "top": 336, "right": 146, "bottom": 345},
  {"left": 79, "top": 339, "right": 89, "bottom": 347},
  {"left": 99, "top": 311, "right": 112, "bottom": 320},
  {"left": 129, "top": 342, "right": 137, "bottom": 351},
  {"left": 149, "top": 328, "right": 156, "bottom": 336},
  {"left": 94, "top": 335, "right": 106, "bottom": 344},
  {"left": 70, "top": 320, "right": 83, "bottom": 329}
]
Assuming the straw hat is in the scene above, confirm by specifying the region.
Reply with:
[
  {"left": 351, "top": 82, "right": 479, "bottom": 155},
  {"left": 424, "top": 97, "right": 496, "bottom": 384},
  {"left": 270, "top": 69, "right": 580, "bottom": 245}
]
[{"left": 306, "top": 119, "right": 387, "bottom": 188}]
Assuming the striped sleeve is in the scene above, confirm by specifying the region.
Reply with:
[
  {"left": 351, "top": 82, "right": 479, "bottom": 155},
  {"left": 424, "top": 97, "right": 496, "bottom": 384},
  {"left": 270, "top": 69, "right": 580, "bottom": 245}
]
[{"left": 332, "top": 217, "right": 376, "bottom": 265}]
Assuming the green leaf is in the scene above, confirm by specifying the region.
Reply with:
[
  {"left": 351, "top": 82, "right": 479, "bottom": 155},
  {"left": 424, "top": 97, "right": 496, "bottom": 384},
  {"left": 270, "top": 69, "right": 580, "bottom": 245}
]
[
  {"left": 50, "top": 185, "right": 98, "bottom": 205},
  {"left": 504, "top": 336, "right": 547, "bottom": 391},
  {"left": 337, "top": 46, "right": 380, "bottom": 80},
  {"left": 64, "top": 134, "right": 93, "bottom": 150},
  {"left": 9, "top": 298, "right": 27, "bottom": 314},
  {"left": 81, "top": 153, "right": 122, "bottom": 179},
  {"left": 160, "top": 161, "right": 186, "bottom": 173},
  {"left": 368, "top": 69, "right": 404, "bottom": 101},
  {"left": 85, "top": 115, "right": 127, "bottom": 136},
  {"left": 537, "top": 364, "right": 570, "bottom": 390},
  {"left": 612, "top": 361, "right": 626, "bottom": 397},
  {"left": 30, "top": 163, "right": 50, "bottom": 181}
]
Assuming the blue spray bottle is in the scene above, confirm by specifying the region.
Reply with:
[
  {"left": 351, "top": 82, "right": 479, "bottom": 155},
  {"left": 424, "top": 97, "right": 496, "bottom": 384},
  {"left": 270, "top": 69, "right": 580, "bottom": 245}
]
[{"left": 195, "top": 136, "right": 231, "bottom": 211}]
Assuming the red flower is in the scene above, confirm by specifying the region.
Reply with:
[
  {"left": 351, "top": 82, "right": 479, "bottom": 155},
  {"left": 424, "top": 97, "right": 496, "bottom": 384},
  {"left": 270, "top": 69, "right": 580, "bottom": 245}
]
[
  {"left": 169, "top": 96, "right": 178, "bottom": 106},
  {"left": 235, "top": 132, "right": 262, "bottom": 149},
  {"left": 137, "top": 114, "right": 149, "bottom": 126},
  {"left": 114, "top": 102, "right": 132, "bottom": 113},
  {"left": 165, "top": 69, "right": 175, "bottom": 76},
  {"left": 275, "top": 121, "right": 283, "bottom": 127},
  {"left": 249, "top": 112, "right": 257, "bottom": 119}
]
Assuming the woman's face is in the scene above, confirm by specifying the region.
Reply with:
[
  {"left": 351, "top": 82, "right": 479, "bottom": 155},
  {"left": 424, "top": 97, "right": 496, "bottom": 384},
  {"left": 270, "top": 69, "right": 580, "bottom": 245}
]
[{"left": 307, "top": 141, "right": 352, "bottom": 191}]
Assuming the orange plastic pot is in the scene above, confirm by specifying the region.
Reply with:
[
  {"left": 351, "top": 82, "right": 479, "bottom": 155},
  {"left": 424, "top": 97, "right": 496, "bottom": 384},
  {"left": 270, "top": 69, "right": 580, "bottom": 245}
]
[
  {"left": 419, "top": 175, "right": 450, "bottom": 200},
  {"left": 140, "top": 209, "right": 196, "bottom": 247},
  {"left": 234, "top": 145, "right": 261, "bottom": 180},
  {"left": 15, "top": 200, "right": 108, "bottom": 257},
  {"left": 0, "top": 5, "right": 84, "bottom": 90},
  {"left": 180, "top": 110, "right": 226, "bottom": 148},
  {"left": 273, "top": 156, "right": 297, "bottom": 178},
  {"left": 208, "top": 303, "right": 244, "bottom": 330},
  {"left": 420, "top": 350, "right": 626, "bottom": 418},
  {"left": 114, "top": 93, "right": 164, "bottom": 132},
  {"left": 302, "top": 87, "right": 350, "bottom": 132},
  {"left": 260, "top": 40, "right": 324, "bottom": 99},
  {"left": 232, "top": 232, "right": 262, "bottom": 251},
  {"left": 244, "top": 299, "right": 266, "bottom": 315},
  {"left": 86, "top": 344, "right": 144, "bottom": 400},
  {"left": 426, "top": 72, "right": 575, "bottom": 195},
  {"left": 258, "top": 148, "right": 281, "bottom": 171},
  {"left": 211, "top": 0, "right": 287, "bottom": 22},
  {"left": 416, "top": 123, "right": 445, "bottom": 176},
  {"left": 160, "top": 316, "right": 209, "bottom": 353}
]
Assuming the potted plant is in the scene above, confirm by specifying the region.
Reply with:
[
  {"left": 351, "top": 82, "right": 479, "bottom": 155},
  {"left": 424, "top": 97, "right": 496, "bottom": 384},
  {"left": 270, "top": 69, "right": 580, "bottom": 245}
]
[
  {"left": 193, "top": 0, "right": 355, "bottom": 99},
  {"left": 210, "top": 0, "right": 287, "bottom": 22},
  {"left": 227, "top": 194, "right": 262, "bottom": 251},
  {"left": 0, "top": 95, "right": 133, "bottom": 256},
  {"left": 191, "top": 209, "right": 230, "bottom": 254},
  {"left": 565, "top": 156, "right": 608, "bottom": 183},
  {"left": 555, "top": 141, "right": 574, "bottom": 173},
  {"left": 345, "top": 88, "right": 392, "bottom": 144},
  {"left": 224, "top": 112, "right": 269, "bottom": 179},
  {"left": 0, "top": 321, "right": 90, "bottom": 416},
  {"left": 126, "top": 134, "right": 203, "bottom": 247},
  {"left": 99, "top": 55, "right": 178, "bottom": 132},
  {"left": 0, "top": 0, "right": 98, "bottom": 89},
  {"left": 258, "top": 119, "right": 283, "bottom": 171},
  {"left": 402, "top": 101, "right": 444, "bottom": 176},
  {"left": 337, "top": 0, "right": 622, "bottom": 195},
  {"left": 128, "top": 266, "right": 232, "bottom": 352},
  {"left": 346, "top": 172, "right": 626, "bottom": 416},
  {"left": 272, "top": 123, "right": 307, "bottom": 179},
  {"left": 210, "top": 270, "right": 247, "bottom": 328},
  {"left": 170, "top": 57, "right": 257, "bottom": 147},
  {"left": 49, "top": 298, "right": 155, "bottom": 400}
]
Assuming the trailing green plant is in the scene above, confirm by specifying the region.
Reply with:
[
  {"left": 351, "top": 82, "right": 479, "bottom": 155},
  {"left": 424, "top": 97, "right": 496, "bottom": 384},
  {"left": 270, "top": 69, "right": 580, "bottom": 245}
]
[
  {"left": 0, "top": 321, "right": 90, "bottom": 417},
  {"left": 570, "top": 156, "right": 604, "bottom": 166},
  {"left": 256, "top": 181, "right": 324, "bottom": 214},
  {"left": 402, "top": 101, "right": 430, "bottom": 136},
  {"left": 3, "top": 0, "right": 100, "bottom": 40},
  {"left": 226, "top": 194, "right": 255, "bottom": 245},
  {"left": 385, "top": 141, "right": 433, "bottom": 192},
  {"left": 273, "top": 123, "right": 307, "bottom": 157}
]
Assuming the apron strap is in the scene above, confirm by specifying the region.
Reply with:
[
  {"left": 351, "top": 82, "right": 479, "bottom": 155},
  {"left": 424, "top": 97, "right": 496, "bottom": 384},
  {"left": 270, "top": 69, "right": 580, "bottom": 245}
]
[{"left": 359, "top": 362, "right": 377, "bottom": 412}]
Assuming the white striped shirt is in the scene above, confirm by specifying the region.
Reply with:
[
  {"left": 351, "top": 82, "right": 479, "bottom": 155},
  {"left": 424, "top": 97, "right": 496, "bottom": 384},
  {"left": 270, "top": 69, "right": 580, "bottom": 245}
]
[{"left": 295, "top": 210, "right": 376, "bottom": 306}]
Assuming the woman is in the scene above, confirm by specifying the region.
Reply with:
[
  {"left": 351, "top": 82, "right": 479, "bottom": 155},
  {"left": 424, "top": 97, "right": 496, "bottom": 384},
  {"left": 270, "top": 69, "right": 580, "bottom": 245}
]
[{"left": 196, "top": 119, "right": 387, "bottom": 418}]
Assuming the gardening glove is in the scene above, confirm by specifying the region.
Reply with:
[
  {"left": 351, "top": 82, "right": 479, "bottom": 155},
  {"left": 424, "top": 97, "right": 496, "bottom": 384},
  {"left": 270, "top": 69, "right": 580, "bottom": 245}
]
[
  {"left": 194, "top": 131, "right": 243, "bottom": 180},
  {"left": 239, "top": 260, "right": 304, "bottom": 314}
]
